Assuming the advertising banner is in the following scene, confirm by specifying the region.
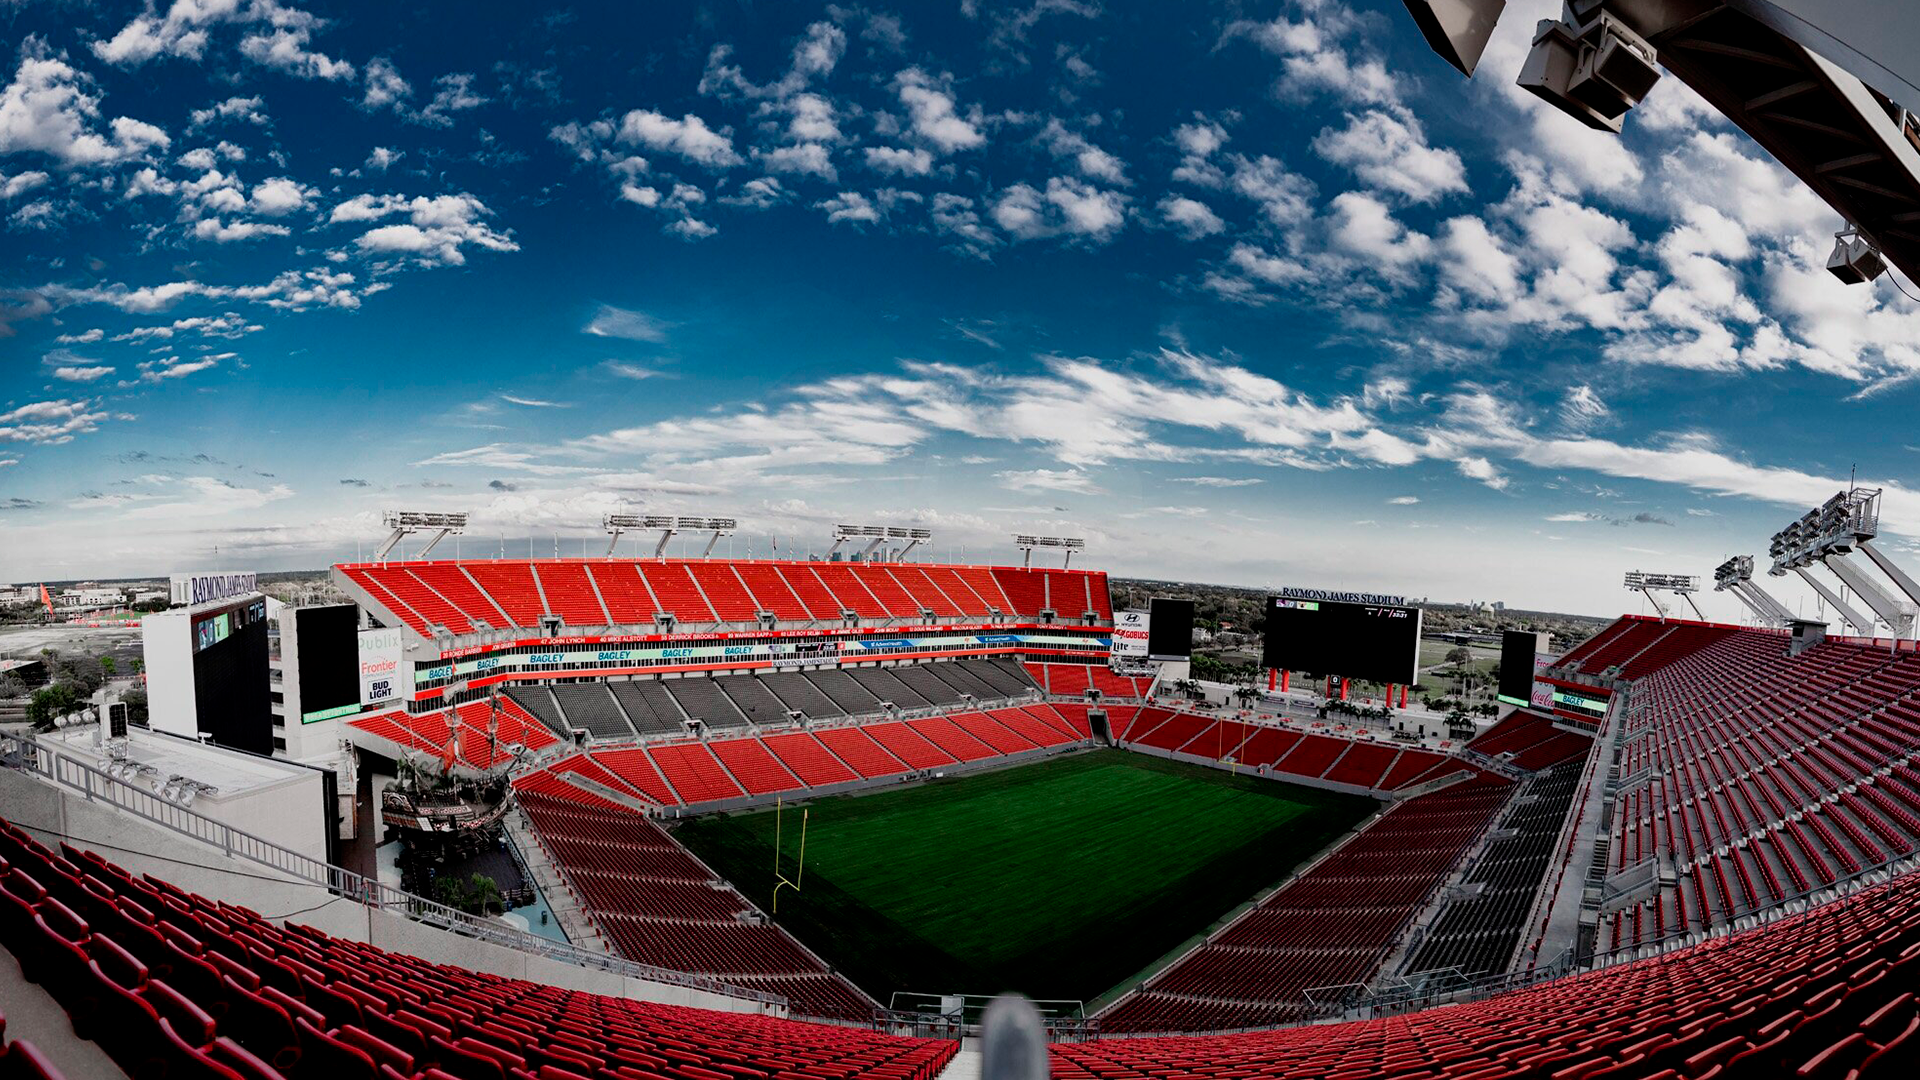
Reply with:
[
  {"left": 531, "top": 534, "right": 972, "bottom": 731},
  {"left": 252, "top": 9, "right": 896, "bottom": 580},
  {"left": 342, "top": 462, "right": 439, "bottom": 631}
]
[
  {"left": 358, "top": 627, "right": 404, "bottom": 709},
  {"left": 170, "top": 571, "right": 257, "bottom": 607},
  {"left": 1110, "top": 610, "right": 1150, "bottom": 665}
]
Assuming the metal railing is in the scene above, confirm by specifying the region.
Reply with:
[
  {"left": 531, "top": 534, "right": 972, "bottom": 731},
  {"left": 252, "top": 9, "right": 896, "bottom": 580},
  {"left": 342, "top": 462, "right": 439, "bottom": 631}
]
[{"left": 0, "top": 737, "right": 785, "bottom": 1009}]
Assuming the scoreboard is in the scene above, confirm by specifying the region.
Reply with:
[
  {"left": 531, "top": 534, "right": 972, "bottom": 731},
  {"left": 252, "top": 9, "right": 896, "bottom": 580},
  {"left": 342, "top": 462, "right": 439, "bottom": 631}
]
[{"left": 1260, "top": 595, "right": 1422, "bottom": 686}]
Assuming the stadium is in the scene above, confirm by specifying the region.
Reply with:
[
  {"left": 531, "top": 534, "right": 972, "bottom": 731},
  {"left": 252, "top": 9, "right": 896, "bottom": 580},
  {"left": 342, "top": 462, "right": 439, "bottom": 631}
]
[
  {"left": 4, "top": 476, "right": 1920, "bottom": 1079},
  {"left": 6, "top": 0, "right": 1920, "bottom": 1078}
]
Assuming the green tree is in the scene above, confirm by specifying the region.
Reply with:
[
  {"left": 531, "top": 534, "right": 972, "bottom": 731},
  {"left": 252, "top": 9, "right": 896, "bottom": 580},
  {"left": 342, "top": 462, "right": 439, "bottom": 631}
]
[
  {"left": 100, "top": 656, "right": 117, "bottom": 678},
  {"left": 120, "top": 687, "right": 149, "bottom": 728},
  {"left": 27, "top": 683, "right": 86, "bottom": 731},
  {"left": 1445, "top": 646, "right": 1474, "bottom": 667}
]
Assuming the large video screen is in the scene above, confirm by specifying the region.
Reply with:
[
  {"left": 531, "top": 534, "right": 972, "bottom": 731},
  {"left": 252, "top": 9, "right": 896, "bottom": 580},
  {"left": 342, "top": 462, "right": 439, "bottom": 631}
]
[
  {"left": 193, "top": 602, "right": 271, "bottom": 754},
  {"left": 1147, "top": 598, "right": 1194, "bottom": 661},
  {"left": 296, "top": 605, "right": 361, "bottom": 723},
  {"left": 1259, "top": 596, "right": 1421, "bottom": 685},
  {"left": 1498, "top": 630, "right": 1539, "bottom": 706}
]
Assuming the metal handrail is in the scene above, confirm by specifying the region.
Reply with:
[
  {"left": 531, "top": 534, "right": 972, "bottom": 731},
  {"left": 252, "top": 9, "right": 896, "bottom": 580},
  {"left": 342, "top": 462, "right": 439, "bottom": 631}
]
[{"left": 0, "top": 737, "right": 784, "bottom": 1009}]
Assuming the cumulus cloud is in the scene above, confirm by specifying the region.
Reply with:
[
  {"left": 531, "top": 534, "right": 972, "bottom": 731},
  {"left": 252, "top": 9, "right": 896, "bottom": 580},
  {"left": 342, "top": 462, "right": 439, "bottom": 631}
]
[
  {"left": 1, "top": 43, "right": 170, "bottom": 167},
  {"left": 616, "top": 110, "right": 741, "bottom": 168},
  {"left": 1312, "top": 110, "right": 1467, "bottom": 204},
  {"left": 894, "top": 68, "right": 985, "bottom": 154},
  {"left": 993, "top": 177, "right": 1127, "bottom": 243},
  {"left": 331, "top": 192, "right": 518, "bottom": 265},
  {"left": 865, "top": 145, "right": 933, "bottom": 176},
  {"left": 1158, "top": 196, "right": 1225, "bottom": 239}
]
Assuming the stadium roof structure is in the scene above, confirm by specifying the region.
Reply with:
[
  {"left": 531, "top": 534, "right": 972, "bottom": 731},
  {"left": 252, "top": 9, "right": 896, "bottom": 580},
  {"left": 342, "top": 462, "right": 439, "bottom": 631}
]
[{"left": 1403, "top": 0, "right": 1920, "bottom": 284}]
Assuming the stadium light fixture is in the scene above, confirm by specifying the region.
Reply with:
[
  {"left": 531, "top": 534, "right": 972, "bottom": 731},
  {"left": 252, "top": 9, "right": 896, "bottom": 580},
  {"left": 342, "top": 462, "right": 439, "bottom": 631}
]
[
  {"left": 1623, "top": 570, "right": 1702, "bottom": 620},
  {"left": 375, "top": 510, "right": 469, "bottom": 562},
  {"left": 1828, "top": 228, "right": 1887, "bottom": 285},
  {"left": 829, "top": 523, "right": 927, "bottom": 561},
  {"left": 1713, "top": 555, "right": 1795, "bottom": 626},
  {"left": 1015, "top": 534, "right": 1087, "bottom": 569},
  {"left": 1769, "top": 488, "right": 1915, "bottom": 636}
]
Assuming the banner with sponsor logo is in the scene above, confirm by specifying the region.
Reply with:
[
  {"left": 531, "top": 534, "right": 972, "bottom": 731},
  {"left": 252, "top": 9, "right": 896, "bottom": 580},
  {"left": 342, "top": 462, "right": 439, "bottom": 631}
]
[
  {"left": 412, "top": 632, "right": 1103, "bottom": 686},
  {"left": 1110, "top": 610, "right": 1149, "bottom": 665},
  {"left": 170, "top": 571, "right": 258, "bottom": 607},
  {"left": 358, "top": 627, "right": 404, "bottom": 708}
]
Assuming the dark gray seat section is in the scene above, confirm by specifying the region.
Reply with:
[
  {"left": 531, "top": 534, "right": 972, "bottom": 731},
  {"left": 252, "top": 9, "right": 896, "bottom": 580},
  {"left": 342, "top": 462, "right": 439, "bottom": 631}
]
[
  {"left": 612, "top": 681, "right": 688, "bottom": 736},
  {"left": 551, "top": 684, "right": 635, "bottom": 740},
  {"left": 759, "top": 672, "right": 844, "bottom": 717}
]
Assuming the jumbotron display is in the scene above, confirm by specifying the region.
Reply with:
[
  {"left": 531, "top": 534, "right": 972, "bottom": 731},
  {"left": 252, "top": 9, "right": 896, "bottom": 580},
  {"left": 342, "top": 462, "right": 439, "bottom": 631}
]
[{"left": 1260, "top": 593, "right": 1422, "bottom": 686}]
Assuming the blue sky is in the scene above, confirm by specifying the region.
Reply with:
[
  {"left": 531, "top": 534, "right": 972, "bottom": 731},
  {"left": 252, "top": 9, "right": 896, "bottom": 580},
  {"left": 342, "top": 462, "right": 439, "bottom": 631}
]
[{"left": 3, "top": 0, "right": 1920, "bottom": 617}]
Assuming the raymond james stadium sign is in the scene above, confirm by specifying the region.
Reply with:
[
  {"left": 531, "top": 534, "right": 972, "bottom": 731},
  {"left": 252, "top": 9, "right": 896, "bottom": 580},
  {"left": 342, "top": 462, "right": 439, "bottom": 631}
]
[
  {"left": 170, "top": 571, "right": 258, "bottom": 607},
  {"left": 1276, "top": 587, "right": 1410, "bottom": 607}
]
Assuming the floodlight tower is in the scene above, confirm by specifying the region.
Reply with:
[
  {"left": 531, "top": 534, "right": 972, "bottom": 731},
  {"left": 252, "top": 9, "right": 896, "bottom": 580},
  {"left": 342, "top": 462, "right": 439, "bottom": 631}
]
[
  {"left": 1623, "top": 570, "right": 1703, "bottom": 619},
  {"left": 374, "top": 510, "right": 468, "bottom": 562},
  {"left": 888, "top": 527, "right": 933, "bottom": 562},
  {"left": 1015, "top": 535, "right": 1087, "bottom": 569},
  {"left": 1767, "top": 494, "right": 1915, "bottom": 636},
  {"left": 1713, "top": 555, "right": 1795, "bottom": 625},
  {"left": 1398, "top": 1, "right": 1920, "bottom": 287},
  {"left": 685, "top": 516, "right": 737, "bottom": 558},
  {"left": 603, "top": 513, "right": 644, "bottom": 556},
  {"left": 639, "top": 514, "right": 679, "bottom": 557}
]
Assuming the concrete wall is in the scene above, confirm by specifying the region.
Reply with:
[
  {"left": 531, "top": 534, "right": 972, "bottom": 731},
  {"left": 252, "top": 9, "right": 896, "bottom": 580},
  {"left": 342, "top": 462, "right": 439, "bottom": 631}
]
[{"left": 0, "top": 768, "right": 775, "bottom": 1015}]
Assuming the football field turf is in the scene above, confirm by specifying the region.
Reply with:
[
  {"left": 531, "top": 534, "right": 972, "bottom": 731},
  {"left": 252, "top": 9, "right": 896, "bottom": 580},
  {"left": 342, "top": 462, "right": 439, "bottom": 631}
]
[{"left": 673, "top": 748, "right": 1377, "bottom": 1007}]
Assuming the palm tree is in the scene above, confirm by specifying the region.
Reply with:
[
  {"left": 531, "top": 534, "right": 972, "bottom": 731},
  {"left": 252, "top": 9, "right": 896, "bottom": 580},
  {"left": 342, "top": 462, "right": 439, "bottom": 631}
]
[
  {"left": 1173, "top": 677, "right": 1202, "bottom": 701},
  {"left": 1232, "top": 685, "right": 1260, "bottom": 710}
]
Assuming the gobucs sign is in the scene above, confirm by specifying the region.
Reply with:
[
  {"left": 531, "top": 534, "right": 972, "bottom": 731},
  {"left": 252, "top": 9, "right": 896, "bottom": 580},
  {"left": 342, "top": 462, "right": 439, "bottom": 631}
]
[
  {"left": 1110, "top": 610, "right": 1150, "bottom": 662},
  {"left": 169, "top": 571, "right": 257, "bottom": 606}
]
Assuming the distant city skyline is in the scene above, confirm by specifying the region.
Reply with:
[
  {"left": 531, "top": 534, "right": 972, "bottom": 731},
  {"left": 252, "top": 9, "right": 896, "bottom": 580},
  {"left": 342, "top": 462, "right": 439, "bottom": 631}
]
[{"left": 4, "top": 1, "right": 1920, "bottom": 619}]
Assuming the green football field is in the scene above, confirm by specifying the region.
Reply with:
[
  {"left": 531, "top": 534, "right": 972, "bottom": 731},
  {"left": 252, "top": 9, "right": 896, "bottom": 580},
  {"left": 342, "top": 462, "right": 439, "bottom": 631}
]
[{"left": 673, "top": 749, "right": 1377, "bottom": 1007}]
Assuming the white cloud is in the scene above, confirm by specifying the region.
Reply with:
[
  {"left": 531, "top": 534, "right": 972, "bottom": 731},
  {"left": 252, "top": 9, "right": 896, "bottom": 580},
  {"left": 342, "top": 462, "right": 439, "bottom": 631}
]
[
  {"left": 761, "top": 142, "right": 836, "bottom": 181},
  {"left": 418, "top": 72, "right": 485, "bottom": 127},
  {"left": 1228, "top": 155, "right": 1315, "bottom": 228},
  {"left": 994, "top": 177, "right": 1127, "bottom": 243},
  {"left": 817, "top": 191, "right": 880, "bottom": 224},
  {"left": 1159, "top": 196, "right": 1225, "bottom": 239},
  {"left": 601, "top": 361, "right": 658, "bottom": 380},
  {"left": 1560, "top": 384, "right": 1610, "bottom": 432},
  {"left": 0, "top": 43, "right": 171, "bottom": 167},
  {"left": 1312, "top": 110, "right": 1467, "bottom": 204},
  {"left": 1172, "top": 117, "right": 1230, "bottom": 187},
  {"left": 249, "top": 176, "right": 315, "bottom": 215},
  {"left": 894, "top": 68, "right": 985, "bottom": 154},
  {"left": 1388, "top": 495, "right": 1419, "bottom": 505},
  {"left": 996, "top": 468, "right": 1100, "bottom": 493},
  {"left": 190, "top": 95, "right": 266, "bottom": 128},
  {"left": 865, "top": 145, "right": 933, "bottom": 176},
  {"left": 362, "top": 56, "right": 411, "bottom": 110},
  {"left": 333, "top": 192, "right": 517, "bottom": 265},
  {"left": 365, "top": 146, "right": 401, "bottom": 171},
  {"left": 1172, "top": 476, "right": 1262, "bottom": 487},
  {"left": 1038, "top": 119, "right": 1127, "bottom": 185},
  {"left": 193, "top": 217, "right": 291, "bottom": 242},
  {"left": 1, "top": 170, "right": 49, "bottom": 199},
  {"left": 1457, "top": 456, "right": 1509, "bottom": 490},
  {"left": 51, "top": 365, "right": 114, "bottom": 382},
  {"left": 238, "top": 25, "right": 354, "bottom": 81},
  {"left": 583, "top": 304, "right": 668, "bottom": 342},
  {"left": 0, "top": 398, "right": 113, "bottom": 444},
  {"left": 616, "top": 110, "right": 741, "bottom": 168}
]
